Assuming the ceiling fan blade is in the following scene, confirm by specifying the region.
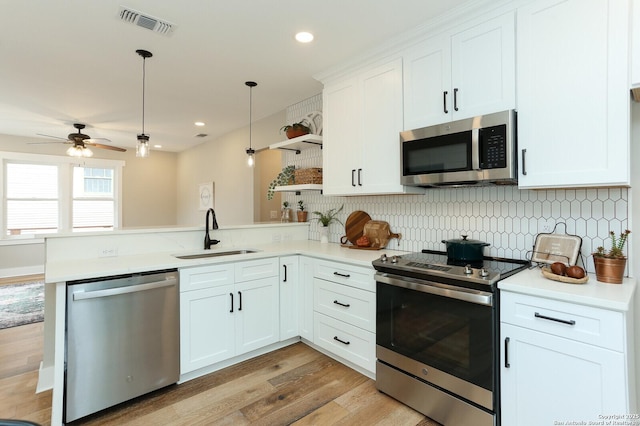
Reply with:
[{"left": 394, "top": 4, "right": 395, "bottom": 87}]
[
  {"left": 36, "top": 133, "right": 69, "bottom": 141},
  {"left": 85, "top": 137, "right": 112, "bottom": 143},
  {"left": 27, "top": 141, "right": 69, "bottom": 145},
  {"left": 87, "top": 142, "right": 127, "bottom": 152}
]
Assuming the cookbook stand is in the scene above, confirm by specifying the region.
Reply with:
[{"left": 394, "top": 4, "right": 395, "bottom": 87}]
[{"left": 527, "top": 222, "right": 585, "bottom": 268}]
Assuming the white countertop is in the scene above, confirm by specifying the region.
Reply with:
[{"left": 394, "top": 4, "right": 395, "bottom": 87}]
[
  {"left": 498, "top": 267, "right": 636, "bottom": 312},
  {"left": 45, "top": 240, "right": 408, "bottom": 283}
]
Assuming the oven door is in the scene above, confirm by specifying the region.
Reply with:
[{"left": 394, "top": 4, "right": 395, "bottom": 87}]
[{"left": 375, "top": 272, "right": 496, "bottom": 411}]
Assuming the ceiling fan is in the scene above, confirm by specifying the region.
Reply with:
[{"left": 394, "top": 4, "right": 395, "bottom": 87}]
[{"left": 33, "top": 123, "right": 127, "bottom": 157}]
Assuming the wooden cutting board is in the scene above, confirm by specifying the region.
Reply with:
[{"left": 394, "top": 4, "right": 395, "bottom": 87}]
[
  {"left": 342, "top": 211, "right": 371, "bottom": 245},
  {"left": 362, "top": 220, "right": 401, "bottom": 249}
]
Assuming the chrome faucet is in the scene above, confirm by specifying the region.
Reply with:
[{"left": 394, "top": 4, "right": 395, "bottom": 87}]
[{"left": 204, "top": 208, "right": 220, "bottom": 249}]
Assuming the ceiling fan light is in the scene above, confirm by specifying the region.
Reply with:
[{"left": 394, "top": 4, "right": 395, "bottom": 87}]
[
  {"left": 136, "top": 134, "right": 150, "bottom": 158},
  {"left": 67, "top": 145, "right": 92, "bottom": 158}
]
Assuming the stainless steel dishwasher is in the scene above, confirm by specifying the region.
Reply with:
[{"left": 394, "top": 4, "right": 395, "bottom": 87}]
[{"left": 65, "top": 269, "right": 179, "bottom": 423}]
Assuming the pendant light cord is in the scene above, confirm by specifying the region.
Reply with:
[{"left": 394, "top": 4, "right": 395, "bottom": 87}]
[{"left": 141, "top": 56, "right": 146, "bottom": 135}]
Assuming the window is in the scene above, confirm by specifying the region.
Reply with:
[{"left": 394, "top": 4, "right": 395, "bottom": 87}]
[
  {"left": 1, "top": 152, "right": 124, "bottom": 238},
  {"left": 6, "top": 163, "right": 59, "bottom": 235}
]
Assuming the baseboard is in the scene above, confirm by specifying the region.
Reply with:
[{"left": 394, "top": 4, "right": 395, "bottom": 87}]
[
  {"left": 37, "top": 361, "right": 54, "bottom": 393},
  {"left": 0, "top": 265, "right": 44, "bottom": 280}
]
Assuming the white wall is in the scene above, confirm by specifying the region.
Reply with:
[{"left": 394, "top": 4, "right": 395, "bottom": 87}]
[{"left": 176, "top": 110, "right": 286, "bottom": 227}]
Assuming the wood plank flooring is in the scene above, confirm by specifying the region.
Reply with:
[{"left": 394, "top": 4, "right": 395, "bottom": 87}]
[{"left": 0, "top": 322, "right": 441, "bottom": 425}]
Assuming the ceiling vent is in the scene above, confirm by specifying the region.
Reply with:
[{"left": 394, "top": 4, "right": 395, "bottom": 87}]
[{"left": 118, "top": 6, "right": 175, "bottom": 36}]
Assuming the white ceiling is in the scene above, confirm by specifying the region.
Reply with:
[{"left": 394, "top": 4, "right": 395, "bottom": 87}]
[{"left": 0, "top": 0, "right": 469, "bottom": 153}]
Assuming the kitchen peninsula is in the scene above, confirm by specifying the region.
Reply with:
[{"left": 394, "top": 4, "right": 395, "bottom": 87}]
[{"left": 40, "top": 223, "right": 408, "bottom": 426}]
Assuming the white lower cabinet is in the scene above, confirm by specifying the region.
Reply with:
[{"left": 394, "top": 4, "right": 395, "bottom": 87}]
[
  {"left": 500, "top": 291, "right": 634, "bottom": 426},
  {"left": 312, "top": 259, "right": 376, "bottom": 374},
  {"left": 298, "top": 256, "right": 315, "bottom": 341},
  {"left": 180, "top": 258, "right": 279, "bottom": 374},
  {"left": 279, "top": 256, "right": 299, "bottom": 341}
]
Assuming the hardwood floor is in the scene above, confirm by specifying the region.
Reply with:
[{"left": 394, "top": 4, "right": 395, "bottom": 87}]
[{"left": 0, "top": 323, "right": 440, "bottom": 425}]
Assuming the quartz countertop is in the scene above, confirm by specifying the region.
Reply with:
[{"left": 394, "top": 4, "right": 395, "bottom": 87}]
[
  {"left": 45, "top": 240, "right": 408, "bottom": 283},
  {"left": 498, "top": 267, "right": 636, "bottom": 312}
]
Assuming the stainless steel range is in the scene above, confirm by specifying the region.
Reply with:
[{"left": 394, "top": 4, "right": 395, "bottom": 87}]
[{"left": 373, "top": 250, "right": 529, "bottom": 426}]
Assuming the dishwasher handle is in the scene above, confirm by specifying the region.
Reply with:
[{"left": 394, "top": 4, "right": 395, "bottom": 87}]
[{"left": 73, "top": 278, "right": 178, "bottom": 301}]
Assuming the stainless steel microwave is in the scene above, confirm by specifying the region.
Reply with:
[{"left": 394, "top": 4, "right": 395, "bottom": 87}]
[{"left": 400, "top": 110, "right": 517, "bottom": 187}]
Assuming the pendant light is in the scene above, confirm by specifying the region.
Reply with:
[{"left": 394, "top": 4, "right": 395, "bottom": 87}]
[
  {"left": 136, "top": 49, "right": 153, "bottom": 158},
  {"left": 245, "top": 81, "right": 257, "bottom": 167}
]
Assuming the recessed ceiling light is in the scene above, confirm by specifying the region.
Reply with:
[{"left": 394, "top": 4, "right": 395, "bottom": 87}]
[
  {"left": 153, "top": 144, "right": 162, "bottom": 149},
  {"left": 295, "top": 32, "right": 314, "bottom": 43},
  {"left": 194, "top": 121, "right": 205, "bottom": 126}
]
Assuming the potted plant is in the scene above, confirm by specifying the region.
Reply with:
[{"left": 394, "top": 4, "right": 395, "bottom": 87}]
[
  {"left": 281, "top": 201, "right": 291, "bottom": 222},
  {"left": 280, "top": 121, "right": 310, "bottom": 139},
  {"left": 297, "top": 200, "right": 308, "bottom": 222},
  {"left": 593, "top": 229, "right": 631, "bottom": 284},
  {"left": 267, "top": 165, "right": 295, "bottom": 200},
  {"left": 312, "top": 205, "right": 344, "bottom": 243}
]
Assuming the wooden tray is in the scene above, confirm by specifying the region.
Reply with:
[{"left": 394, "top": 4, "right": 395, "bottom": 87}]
[{"left": 541, "top": 267, "right": 589, "bottom": 284}]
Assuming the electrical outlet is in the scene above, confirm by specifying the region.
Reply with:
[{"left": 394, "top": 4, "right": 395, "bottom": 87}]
[
  {"left": 270, "top": 210, "right": 278, "bottom": 219},
  {"left": 99, "top": 247, "right": 118, "bottom": 257},
  {"left": 272, "top": 234, "right": 281, "bottom": 243},
  {"left": 283, "top": 233, "right": 292, "bottom": 241},
  {"left": 542, "top": 224, "right": 552, "bottom": 233}
]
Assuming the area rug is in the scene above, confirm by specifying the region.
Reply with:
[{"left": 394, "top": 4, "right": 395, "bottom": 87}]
[{"left": 0, "top": 280, "right": 45, "bottom": 329}]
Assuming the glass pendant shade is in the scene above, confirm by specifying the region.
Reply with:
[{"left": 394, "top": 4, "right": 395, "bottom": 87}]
[
  {"left": 136, "top": 134, "right": 150, "bottom": 158},
  {"left": 246, "top": 148, "right": 255, "bottom": 167}
]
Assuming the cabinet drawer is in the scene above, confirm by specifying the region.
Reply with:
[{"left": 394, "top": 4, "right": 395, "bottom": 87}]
[
  {"left": 501, "top": 291, "right": 624, "bottom": 351},
  {"left": 235, "top": 257, "right": 279, "bottom": 282},
  {"left": 314, "top": 278, "right": 375, "bottom": 332},
  {"left": 179, "top": 264, "right": 234, "bottom": 292},
  {"left": 314, "top": 312, "right": 375, "bottom": 373},
  {"left": 314, "top": 260, "right": 375, "bottom": 292}
]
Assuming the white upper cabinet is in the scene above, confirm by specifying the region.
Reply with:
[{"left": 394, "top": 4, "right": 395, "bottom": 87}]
[
  {"left": 516, "top": 0, "right": 630, "bottom": 188},
  {"left": 403, "top": 12, "right": 515, "bottom": 130},
  {"left": 322, "top": 57, "right": 423, "bottom": 196},
  {"left": 632, "top": 0, "right": 640, "bottom": 88}
]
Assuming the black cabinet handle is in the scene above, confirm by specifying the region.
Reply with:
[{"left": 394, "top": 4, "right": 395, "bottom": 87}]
[
  {"left": 357, "top": 169, "right": 362, "bottom": 186},
  {"left": 351, "top": 169, "right": 356, "bottom": 187},
  {"left": 443, "top": 91, "right": 448, "bottom": 114},
  {"left": 453, "top": 88, "right": 459, "bottom": 111},
  {"left": 521, "top": 149, "right": 527, "bottom": 176},
  {"left": 238, "top": 291, "right": 242, "bottom": 311},
  {"left": 333, "top": 336, "right": 350, "bottom": 345},
  {"left": 230, "top": 292, "right": 234, "bottom": 313},
  {"left": 333, "top": 272, "right": 351, "bottom": 278},
  {"left": 333, "top": 300, "right": 351, "bottom": 308},
  {"left": 534, "top": 312, "right": 575, "bottom": 326},
  {"left": 283, "top": 264, "right": 288, "bottom": 282},
  {"left": 504, "top": 337, "right": 510, "bottom": 368}
]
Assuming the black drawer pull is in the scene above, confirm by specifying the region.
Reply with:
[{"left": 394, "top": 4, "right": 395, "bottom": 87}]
[
  {"left": 229, "top": 293, "right": 234, "bottom": 313},
  {"left": 534, "top": 312, "right": 575, "bottom": 326},
  {"left": 333, "top": 336, "right": 350, "bottom": 345},
  {"left": 333, "top": 300, "right": 351, "bottom": 308},
  {"left": 333, "top": 272, "right": 351, "bottom": 278}
]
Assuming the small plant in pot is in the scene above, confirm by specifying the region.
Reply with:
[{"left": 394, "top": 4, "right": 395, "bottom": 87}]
[
  {"left": 280, "top": 121, "right": 311, "bottom": 139},
  {"left": 313, "top": 205, "right": 344, "bottom": 243},
  {"left": 593, "top": 229, "right": 631, "bottom": 284},
  {"left": 297, "top": 200, "right": 308, "bottom": 222}
]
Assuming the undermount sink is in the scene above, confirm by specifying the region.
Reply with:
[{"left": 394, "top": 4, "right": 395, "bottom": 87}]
[{"left": 173, "top": 249, "right": 259, "bottom": 259}]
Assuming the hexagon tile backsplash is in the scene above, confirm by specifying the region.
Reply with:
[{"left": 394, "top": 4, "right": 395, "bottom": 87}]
[{"left": 283, "top": 94, "right": 629, "bottom": 273}]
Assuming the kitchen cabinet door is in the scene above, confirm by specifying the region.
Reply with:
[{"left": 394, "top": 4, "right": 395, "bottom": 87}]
[
  {"left": 298, "top": 256, "right": 315, "bottom": 341},
  {"left": 234, "top": 275, "right": 280, "bottom": 355},
  {"left": 500, "top": 323, "right": 627, "bottom": 426},
  {"left": 322, "top": 77, "right": 361, "bottom": 196},
  {"left": 516, "top": 0, "right": 630, "bottom": 188},
  {"left": 322, "top": 57, "right": 422, "bottom": 196},
  {"left": 632, "top": 0, "right": 640, "bottom": 88},
  {"left": 279, "top": 256, "right": 299, "bottom": 341},
  {"left": 450, "top": 12, "right": 515, "bottom": 121},
  {"left": 180, "top": 285, "right": 235, "bottom": 374},
  {"left": 403, "top": 12, "right": 515, "bottom": 129}
]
